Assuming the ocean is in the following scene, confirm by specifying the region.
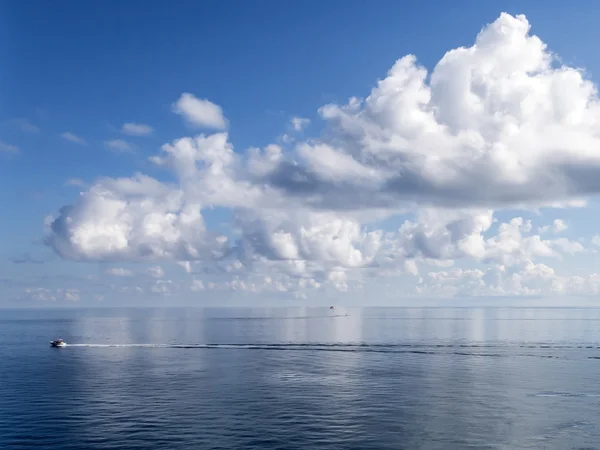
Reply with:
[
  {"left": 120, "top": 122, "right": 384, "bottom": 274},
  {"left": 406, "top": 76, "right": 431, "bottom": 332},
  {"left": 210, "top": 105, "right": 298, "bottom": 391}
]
[{"left": 1, "top": 307, "right": 600, "bottom": 449}]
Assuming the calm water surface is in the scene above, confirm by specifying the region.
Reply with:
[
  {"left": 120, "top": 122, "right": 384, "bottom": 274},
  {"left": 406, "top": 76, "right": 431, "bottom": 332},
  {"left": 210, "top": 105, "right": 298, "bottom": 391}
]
[{"left": 1, "top": 307, "right": 600, "bottom": 449}]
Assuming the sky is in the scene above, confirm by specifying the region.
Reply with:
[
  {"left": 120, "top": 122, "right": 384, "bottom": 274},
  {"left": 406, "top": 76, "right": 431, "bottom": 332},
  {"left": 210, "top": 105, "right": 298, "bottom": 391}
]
[{"left": 4, "top": 1, "right": 600, "bottom": 307}]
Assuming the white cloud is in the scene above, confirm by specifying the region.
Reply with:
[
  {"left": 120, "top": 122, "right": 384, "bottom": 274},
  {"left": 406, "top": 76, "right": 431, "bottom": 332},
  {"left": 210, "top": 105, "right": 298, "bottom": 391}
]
[
  {"left": 418, "top": 261, "right": 600, "bottom": 297},
  {"left": 122, "top": 123, "right": 153, "bottom": 136},
  {"left": 172, "top": 93, "right": 227, "bottom": 130},
  {"left": 43, "top": 13, "right": 600, "bottom": 299},
  {"left": 291, "top": 116, "right": 310, "bottom": 131},
  {"left": 190, "top": 279, "right": 205, "bottom": 291},
  {"left": 326, "top": 270, "right": 349, "bottom": 292},
  {"left": 549, "top": 237, "right": 584, "bottom": 254},
  {"left": 539, "top": 219, "right": 568, "bottom": 234},
  {"left": 151, "top": 279, "right": 172, "bottom": 294},
  {"left": 105, "top": 267, "right": 134, "bottom": 277},
  {"left": 120, "top": 286, "right": 144, "bottom": 294},
  {"left": 177, "top": 261, "right": 192, "bottom": 273},
  {"left": 24, "top": 287, "right": 80, "bottom": 302},
  {"left": 552, "top": 219, "right": 568, "bottom": 233},
  {"left": 105, "top": 139, "right": 134, "bottom": 153},
  {"left": 64, "top": 289, "right": 80, "bottom": 302},
  {"left": 147, "top": 265, "right": 165, "bottom": 278},
  {"left": 61, "top": 132, "right": 87, "bottom": 145},
  {"left": 25, "top": 288, "right": 56, "bottom": 302},
  {"left": 0, "top": 140, "right": 19, "bottom": 153},
  {"left": 46, "top": 171, "right": 229, "bottom": 261}
]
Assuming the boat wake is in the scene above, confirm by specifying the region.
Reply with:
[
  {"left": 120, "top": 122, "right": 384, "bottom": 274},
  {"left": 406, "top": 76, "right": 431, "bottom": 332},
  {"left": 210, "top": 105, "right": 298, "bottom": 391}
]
[{"left": 58, "top": 342, "right": 600, "bottom": 360}]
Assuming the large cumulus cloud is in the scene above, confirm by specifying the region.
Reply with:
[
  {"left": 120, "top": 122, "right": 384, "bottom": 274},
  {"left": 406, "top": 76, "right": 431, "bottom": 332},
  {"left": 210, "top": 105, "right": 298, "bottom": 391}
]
[
  {"left": 44, "top": 13, "right": 600, "bottom": 296},
  {"left": 264, "top": 13, "right": 600, "bottom": 209}
]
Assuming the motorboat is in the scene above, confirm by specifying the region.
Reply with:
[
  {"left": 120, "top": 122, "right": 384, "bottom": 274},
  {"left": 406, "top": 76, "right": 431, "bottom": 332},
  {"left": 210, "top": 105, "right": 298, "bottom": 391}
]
[{"left": 50, "top": 339, "right": 66, "bottom": 347}]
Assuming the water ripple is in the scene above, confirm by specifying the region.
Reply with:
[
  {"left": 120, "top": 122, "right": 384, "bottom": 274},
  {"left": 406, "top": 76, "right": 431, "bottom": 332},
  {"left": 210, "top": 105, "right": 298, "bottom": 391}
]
[{"left": 3, "top": 308, "right": 600, "bottom": 449}]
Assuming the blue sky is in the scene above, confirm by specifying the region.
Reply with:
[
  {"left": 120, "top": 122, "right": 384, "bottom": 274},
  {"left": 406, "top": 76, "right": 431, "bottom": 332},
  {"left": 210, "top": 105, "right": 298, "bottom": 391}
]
[{"left": 4, "top": 1, "right": 600, "bottom": 306}]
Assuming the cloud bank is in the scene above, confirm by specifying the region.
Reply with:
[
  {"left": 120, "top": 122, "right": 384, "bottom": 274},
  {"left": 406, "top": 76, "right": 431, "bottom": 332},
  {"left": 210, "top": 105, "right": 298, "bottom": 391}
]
[{"left": 44, "top": 13, "right": 600, "bottom": 299}]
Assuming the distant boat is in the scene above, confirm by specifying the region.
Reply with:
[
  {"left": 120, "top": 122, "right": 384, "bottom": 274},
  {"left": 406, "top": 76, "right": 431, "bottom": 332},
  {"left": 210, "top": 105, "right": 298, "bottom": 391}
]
[
  {"left": 50, "top": 338, "right": 66, "bottom": 347},
  {"left": 329, "top": 306, "right": 335, "bottom": 310}
]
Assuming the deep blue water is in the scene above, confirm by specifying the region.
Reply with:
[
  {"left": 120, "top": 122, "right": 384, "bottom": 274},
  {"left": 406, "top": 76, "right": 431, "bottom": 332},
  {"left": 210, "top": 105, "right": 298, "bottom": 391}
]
[{"left": 2, "top": 307, "right": 600, "bottom": 449}]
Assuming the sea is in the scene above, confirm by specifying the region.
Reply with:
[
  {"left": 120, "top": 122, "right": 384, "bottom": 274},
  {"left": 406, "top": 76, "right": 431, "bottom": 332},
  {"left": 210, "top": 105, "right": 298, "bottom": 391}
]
[{"left": 1, "top": 307, "right": 600, "bottom": 449}]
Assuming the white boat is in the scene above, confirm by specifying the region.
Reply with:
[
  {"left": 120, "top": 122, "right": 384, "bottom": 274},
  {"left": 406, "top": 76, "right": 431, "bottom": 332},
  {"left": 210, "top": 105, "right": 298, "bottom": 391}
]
[{"left": 50, "top": 339, "right": 66, "bottom": 347}]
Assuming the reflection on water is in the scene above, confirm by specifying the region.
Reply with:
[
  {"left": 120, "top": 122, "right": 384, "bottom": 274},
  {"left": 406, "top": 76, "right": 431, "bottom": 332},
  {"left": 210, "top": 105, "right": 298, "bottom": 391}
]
[{"left": 2, "top": 308, "right": 600, "bottom": 449}]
